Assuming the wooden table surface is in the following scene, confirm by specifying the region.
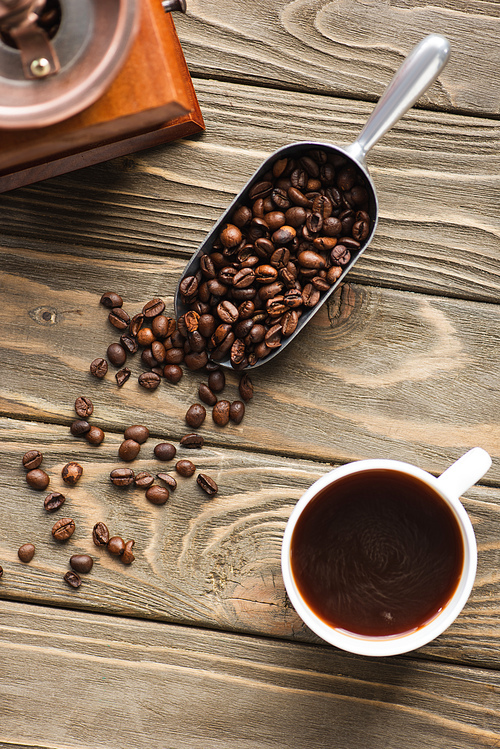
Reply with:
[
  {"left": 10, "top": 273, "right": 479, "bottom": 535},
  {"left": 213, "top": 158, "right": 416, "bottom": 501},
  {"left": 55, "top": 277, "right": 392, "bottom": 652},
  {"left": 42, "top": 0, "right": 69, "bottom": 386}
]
[{"left": 1, "top": 2, "right": 499, "bottom": 747}]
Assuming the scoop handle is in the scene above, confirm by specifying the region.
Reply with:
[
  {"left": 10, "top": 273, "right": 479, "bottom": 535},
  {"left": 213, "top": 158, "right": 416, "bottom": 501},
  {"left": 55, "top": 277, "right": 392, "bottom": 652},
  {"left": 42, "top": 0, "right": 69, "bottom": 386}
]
[{"left": 345, "top": 34, "right": 450, "bottom": 167}]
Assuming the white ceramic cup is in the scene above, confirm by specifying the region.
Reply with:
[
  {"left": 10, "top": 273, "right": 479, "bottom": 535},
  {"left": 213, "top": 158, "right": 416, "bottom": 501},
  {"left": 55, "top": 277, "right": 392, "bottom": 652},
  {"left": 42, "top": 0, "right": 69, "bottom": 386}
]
[{"left": 281, "top": 448, "right": 492, "bottom": 657}]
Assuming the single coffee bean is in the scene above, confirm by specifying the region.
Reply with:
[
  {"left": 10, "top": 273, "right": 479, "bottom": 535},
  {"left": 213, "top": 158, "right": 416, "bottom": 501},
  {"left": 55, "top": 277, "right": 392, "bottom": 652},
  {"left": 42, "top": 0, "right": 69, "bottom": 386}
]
[
  {"left": 119, "top": 439, "right": 141, "bottom": 462},
  {"left": 145, "top": 485, "right": 170, "bottom": 505},
  {"left": 26, "top": 468, "right": 50, "bottom": 491},
  {"left": 90, "top": 358, "right": 108, "bottom": 378},
  {"left": 108, "top": 307, "right": 130, "bottom": 330},
  {"left": 115, "top": 367, "right": 131, "bottom": 387},
  {"left": 229, "top": 401, "right": 245, "bottom": 424},
  {"left": 239, "top": 374, "right": 254, "bottom": 401},
  {"left": 141, "top": 348, "right": 158, "bottom": 369},
  {"left": 184, "top": 351, "right": 208, "bottom": 371},
  {"left": 152, "top": 315, "right": 176, "bottom": 339},
  {"left": 157, "top": 473, "right": 177, "bottom": 490},
  {"left": 212, "top": 400, "right": 231, "bottom": 427},
  {"left": 100, "top": 291, "right": 123, "bottom": 308},
  {"left": 52, "top": 517, "right": 76, "bottom": 542},
  {"left": 163, "top": 364, "right": 183, "bottom": 383},
  {"left": 70, "top": 554, "right": 93, "bottom": 574},
  {"left": 197, "top": 473, "right": 219, "bottom": 496},
  {"left": 92, "top": 522, "right": 109, "bottom": 547},
  {"left": 85, "top": 426, "right": 105, "bottom": 445},
  {"left": 44, "top": 491, "right": 66, "bottom": 512},
  {"left": 129, "top": 312, "right": 145, "bottom": 337},
  {"left": 108, "top": 536, "right": 125, "bottom": 555},
  {"left": 74, "top": 396, "right": 93, "bottom": 418},
  {"left": 70, "top": 419, "right": 90, "bottom": 436},
  {"left": 18, "top": 543, "right": 35, "bottom": 562},
  {"left": 207, "top": 370, "right": 225, "bottom": 393},
  {"left": 121, "top": 540, "right": 135, "bottom": 564},
  {"left": 154, "top": 443, "right": 176, "bottom": 461},
  {"left": 120, "top": 333, "right": 138, "bottom": 354},
  {"left": 138, "top": 371, "right": 161, "bottom": 390},
  {"left": 107, "top": 343, "right": 127, "bottom": 367},
  {"left": 64, "top": 570, "right": 82, "bottom": 589},
  {"left": 110, "top": 468, "right": 135, "bottom": 487},
  {"left": 22, "top": 449, "right": 43, "bottom": 470},
  {"left": 180, "top": 433, "right": 204, "bottom": 448},
  {"left": 143, "top": 298, "right": 165, "bottom": 318},
  {"left": 199, "top": 383, "right": 217, "bottom": 406},
  {"left": 61, "top": 461, "right": 83, "bottom": 485},
  {"left": 137, "top": 327, "right": 155, "bottom": 346},
  {"left": 124, "top": 424, "right": 150, "bottom": 444},
  {"left": 185, "top": 403, "right": 206, "bottom": 429},
  {"left": 134, "top": 471, "right": 154, "bottom": 489},
  {"left": 175, "top": 459, "right": 196, "bottom": 478}
]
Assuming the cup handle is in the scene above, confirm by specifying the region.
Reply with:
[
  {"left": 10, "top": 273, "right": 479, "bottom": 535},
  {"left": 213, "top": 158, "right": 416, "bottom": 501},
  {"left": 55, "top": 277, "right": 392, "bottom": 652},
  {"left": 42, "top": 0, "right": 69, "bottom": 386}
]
[{"left": 436, "top": 447, "right": 492, "bottom": 498}]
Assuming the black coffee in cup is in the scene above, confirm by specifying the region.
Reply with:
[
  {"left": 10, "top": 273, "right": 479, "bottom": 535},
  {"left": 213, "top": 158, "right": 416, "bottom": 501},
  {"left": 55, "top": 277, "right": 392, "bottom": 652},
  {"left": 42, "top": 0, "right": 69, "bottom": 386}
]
[{"left": 290, "top": 469, "right": 464, "bottom": 637}]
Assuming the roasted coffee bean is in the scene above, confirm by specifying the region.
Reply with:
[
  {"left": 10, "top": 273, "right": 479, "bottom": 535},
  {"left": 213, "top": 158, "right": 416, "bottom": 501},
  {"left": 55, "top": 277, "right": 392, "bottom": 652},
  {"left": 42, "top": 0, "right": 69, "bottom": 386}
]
[
  {"left": 163, "top": 364, "right": 183, "bottom": 383},
  {"left": 100, "top": 291, "right": 123, "bottom": 308},
  {"left": 70, "top": 554, "right": 93, "bottom": 574},
  {"left": 92, "top": 522, "right": 109, "bottom": 546},
  {"left": 154, "top": 443, "right": 176, "bottom": 461},
  {"left": 197, "top": 473, "right": 218, "bottom": 496},
  {"left": 64, "top": 571, "right": 82, "bottom": 588},
  {"left": 107, "top": 536, "right": 125, "bottom": 555},
  {"left": 129, "top": 313, "right": 144, "bottom": 337},
  {"left": 239, "top": 374, "right": 253, "bottom": 401},
  {"left": 249, "top": 180, "right": 272, "bottom": 200},
  {"left": 121, "top": 540, "right": 135, "bottom": 564},
  {"left": 26, "top": 468, "right": 50, "bottom": 491},
  {"left": 18, "top": 543, "right": 35, "bottom": 562},
  {"left": 141, "top": 348, "right": 158, "bottom": 369},
  {"left": 145, "top": 485, "right": 170, "bottom": 505},
  {"left": 0, "top": 565, "right": 4, "bottom": 578},
  {"left": 264, "top": 323, "right": 282, "bottom": 348},
  {"left": 302, "top": 284, "right": 321, "bottom": 308},
  {"left": 312, "top": 276, "right": 331, "bottom": 292},
  {"left": 229, "top": 401, "right": 245, "bottom": 424},
  {"left": 327, "top": 265, "right": 343, "bottom": 284},
  {"left": 85, "top": 426, "right": 105, "bottom": 445},
  {"left": 179, "top": 275, "right": 199, "bottom": 301},
  {"left": 138, "top": 372, "right": 161, "bottom": 390},
  {"left": 330, "top": 245, "right": 351, "bottom": 266},
  {"left": 180, "top": 433, "right": 204, "bottom": 448},
  {"left": 108, "top": 307, "right": 130, "bottom": 330},
  {"left": 164, "top": 348, "right": 184, "bottom": 365},
  {"left": 90, "top": 358, "right": 108, "bottom": 378},
  {"left": 134, "top": 471, "right": 154, "bottom": 489},
  {"left": 207, "top": 370, "right": 225, "bottom": 393},
  {"left": 74, "top": 396, "right": 93, "bottom": 418},
  {"left": 22, "top": 449, "right": 43, "bottom": 470},
  {"left": 137, "top": 327, "right": 155, "bottom": 346},
  {"left": 199, "top": 383, "right": 217, "bottom": 406},
  {"left": 107, "top": 343, "right": 127, "bottom": 367},
  {"left": 281, "top": 309, "right": 300, "bottom": 337},
  {"left": 119, "top": 439, "right": 141, "bottom": 462},
  {"left": 115, "top": 367, "right": 131, "bottom": 387},
  {"left": 175, "top": 459, "right": 196, "bottom": 478},
  {"left": 152, "top": 315, "right": 176, "bottom": 340},
  {"left": 157, "top": 473, "right": 177, "bottom": 490},
  {"left": 184, "top": 351, "right": 208, "bottom": 370},
  {"left": 44, "top": 491, "right": 66, "bottom": 512},
  {"left": 212, "top": 400, "right": 231, "bottom": 427},
  {"left": 124, "top": 424, "right": 150, "bottom": 444},
  {"left": 52, "top": 517, "right": 75, "bottom": 542},
  {"left": 151, "top": 340, "right": 167, "bottom": 364},
  {"left": 120, "top": 333, "right": 139, "bottom": 354},
  {"left": 71, "top": 419, "right": 90, "bottom": 437},
  {"left": 62, "top": 462, "right": 83, "bottom": 485},
  {"left": 185, "top": 403, "right": 206, "bottom": 429},
  {"left": 143, "top": 298, "right": 165, "bottom": 318},
  {"left": 220, "top": 223, "right": 242, "bottom": 248},
  {"left": 110, "top": 468, "right": 135, "bottom": 487}
]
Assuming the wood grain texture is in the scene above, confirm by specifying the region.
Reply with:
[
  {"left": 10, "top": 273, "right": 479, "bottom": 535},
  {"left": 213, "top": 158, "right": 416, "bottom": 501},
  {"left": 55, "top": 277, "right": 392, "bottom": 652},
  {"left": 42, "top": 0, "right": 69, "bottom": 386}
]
[
  {"left": 1, "top": 600, "right": 500, "bottom": 749},
  {"left": 0, "top": 80, "right": 498, "bottom": 302},
  {"left": 173, "top": 0, "right": 500, "bottom": 116},
  {"left": 0, "top": 243, "right": 498, "bottom": 477},
  {"left": 1, "top": 418, "right": 499, "bottom": 666}
]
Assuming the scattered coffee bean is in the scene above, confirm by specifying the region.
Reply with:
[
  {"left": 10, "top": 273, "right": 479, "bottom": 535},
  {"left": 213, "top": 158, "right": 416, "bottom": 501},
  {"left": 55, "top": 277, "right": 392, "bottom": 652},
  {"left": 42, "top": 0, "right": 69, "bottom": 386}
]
[
  {"left": 143, "top": 298, "right": 165, "bottom": 318},
  {"left": 85, "top": 426, "right": 105, "bottom": 445},
  {"left": 74, "top": 396, "right": 94, "bottom": 418},
  {"left": 197, "top": 473, "right": 218, "bottom": 496},
  {"left": 61, "top": 462, "right": 83, "bottom": 485},
  {"left": 107, "top": 343, "right": 127, "bottom": 367},
  {"left": 115, "top": 367, "right": 131, "bottom": 387},
  {"left": 118, "top": 439, "right": 141, "bottom": 462},
  {"left": 163, "top": 364, "right": 183, "bottom": 383},
  {"left": 18, "top": 543, "right": 35, "bottom": 562},
  {"left": 110, "top": 468, "right": 135, "bottom": 487},
  {"left": 208, "top": 370, "right": 225, "bottom": 393},
  {"left": 92, "top": 522, "right": 109, "bottom": 546},
  {"left": 198, "top": 383, "right": 217, "bottom": 406},
  {"left": 22, "top": 449, "right": 43, "bottom": 470},
  {"left": 212, "top": 400, "right": 231, "bottom": 427},
  {"left": 134, "top": 471, "right": 154, "bottom": 489},
  {"left": 26, "top": 468, "right": 50, "bottom": 491},
  {"left": 120, "top": 333, "right": 138, "bottom": 354},
  {"left": 90, "top": 357, "right": 108, "bottom": 378},
  {"left": 185, "top": 403, "right": 206, "bottom": 429},
  {"left": 175, "top": 459, "right": 196, "bottom": 478},
  {"left": 108, "top": 536, "right": 125, "bottom": 555},
  {"left": 52, "top": 517, "right": 76, "bottom": 542},
  {"left": 238, "top": 374, "right": 253, "bottom": 402},
  {"left": 71, "top": 419, "right": 91, "bottom": 436},
  {"left": 138, "top": 371, "right": 161, "bottom": 390},
  {"left": 124, "top": 425, "right": 149, "bottom": 444},
  {"left": 44, "top": 491, "right": 66, "bottom": 512},
  {"left": 180, "top": 433, "right": 204, "bottom": 448},
  {"left": 100, "top": 291, "right": 123, "bottom": 308},
  {"left": 137, "top": 327, "right": 155, "bottom": 347},
  {"left": 154, "top": 443, "right": 176, "bottom": 461},
  {"left": 229, "top": 400, "right": 245, "bottom": 424},
  {"left": 145, "top": 485, "right": 169, "bottom": 505},
  {"left": 70, "top": 554, "right": 93, "bottom": 574},
  {"left": 64, "top": 570, "right": 82, "bottom": 588},
  {"left": 108, "top": 307, "right": 130, "bottom": 330},
  {"left": 157, "top": 473, "right": 177, "bottom": 490},
  {"left": 121, "top": 540, "right": 135, "bottom": 564}
]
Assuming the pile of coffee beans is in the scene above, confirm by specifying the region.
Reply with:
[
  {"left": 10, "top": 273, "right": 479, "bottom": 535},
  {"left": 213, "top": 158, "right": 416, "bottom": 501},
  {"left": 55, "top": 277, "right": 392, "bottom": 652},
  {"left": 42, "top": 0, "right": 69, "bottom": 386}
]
[{"left": 178, "top": 148, "right": 372, "bottom": 367}]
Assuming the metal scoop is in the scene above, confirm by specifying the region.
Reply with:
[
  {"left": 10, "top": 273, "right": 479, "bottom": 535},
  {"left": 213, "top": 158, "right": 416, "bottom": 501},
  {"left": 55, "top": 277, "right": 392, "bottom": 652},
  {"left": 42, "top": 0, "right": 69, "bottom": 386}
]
[{"left": 175, "top": 34, "right": 450, "bottom": 369}]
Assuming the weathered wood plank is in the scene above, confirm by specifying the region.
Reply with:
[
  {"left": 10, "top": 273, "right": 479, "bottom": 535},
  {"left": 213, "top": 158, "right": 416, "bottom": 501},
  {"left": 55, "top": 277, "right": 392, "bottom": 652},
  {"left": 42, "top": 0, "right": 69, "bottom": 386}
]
[
  {"left": 0, "top": 244, "right": 498, "bottom": 477},
  {"left": 1, "top": 600, "right": 500, "bottom": 749},
  {"left": 0, "top": 418, "right": 499, "bottom": 666},
  {"left": 0, "top": 80, "right": 498, "bottom": 302},
  {"left": 173, "top": 0, "right": 500, "bottom": 116}
]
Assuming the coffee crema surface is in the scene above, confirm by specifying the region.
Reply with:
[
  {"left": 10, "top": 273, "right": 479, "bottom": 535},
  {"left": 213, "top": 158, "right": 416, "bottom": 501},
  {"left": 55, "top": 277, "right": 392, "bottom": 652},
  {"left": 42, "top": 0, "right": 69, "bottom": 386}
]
[{"left": 290, "top": 469, "right": 464, "bottom": 637}]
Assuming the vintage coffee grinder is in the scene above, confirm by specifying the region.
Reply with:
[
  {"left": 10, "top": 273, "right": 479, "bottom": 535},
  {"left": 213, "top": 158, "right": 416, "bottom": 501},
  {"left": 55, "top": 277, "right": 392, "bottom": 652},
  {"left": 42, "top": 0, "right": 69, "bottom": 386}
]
[{"left": 0, "top": 0, "right": 204, "bottom": 191}]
